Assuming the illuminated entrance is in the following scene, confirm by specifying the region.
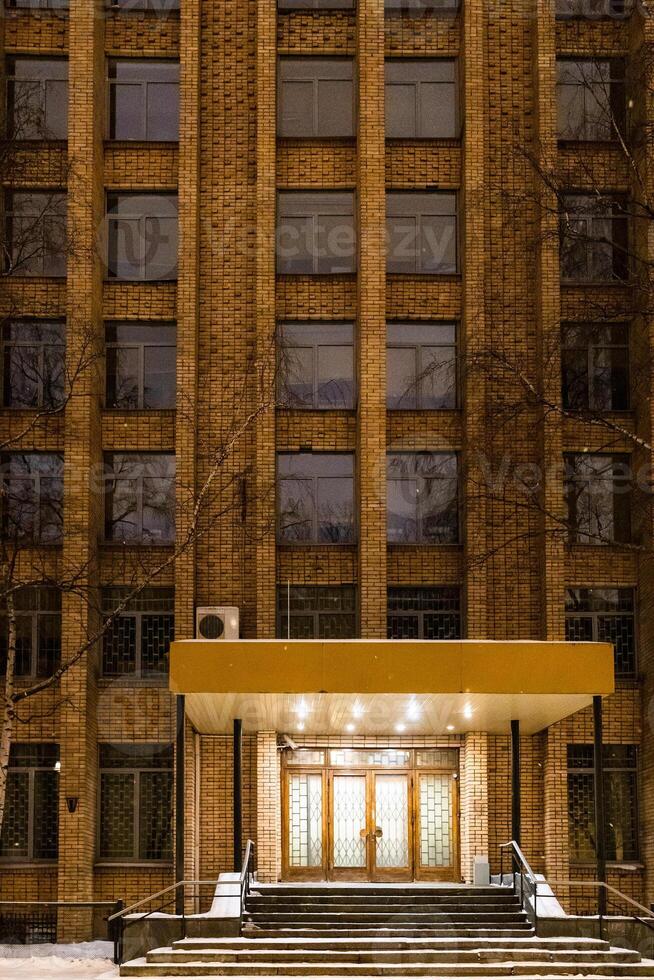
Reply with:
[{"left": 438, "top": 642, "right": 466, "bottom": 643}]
[{"left": 282, "top": 747, "right": 459, "bottom": 882}]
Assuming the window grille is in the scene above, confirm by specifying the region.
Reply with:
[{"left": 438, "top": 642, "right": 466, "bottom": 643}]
[
  {"left": 276, "top": 585, "right": 356, "bottom": 638},
  {"left": 387, "top": 586, "right": 461, "bottom": 639},
  {"left": 0, "top": 743, "right": 59, "bottom": 862},
  {"left": 101, "top": 587, "right": 174, "bottom": 678},
  {"left": 565, "top": 587, "right": 636, "bottom": 679},
  {"left": 567, "top": 743, "right": 638, "bottom": 862},
  {"left": 0, "top": 587, "right": 61, "bottom": 678}
]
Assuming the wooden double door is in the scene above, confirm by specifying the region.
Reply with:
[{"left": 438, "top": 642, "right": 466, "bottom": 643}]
[{"left": 283, "top": 763, "right": 459, "bottom": 882}]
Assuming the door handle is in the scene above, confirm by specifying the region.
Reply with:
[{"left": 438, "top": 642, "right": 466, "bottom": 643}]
[
  {"left": 374, "top": 826, "right": 383, "bottom": 840},
  {"left": 359, "top": 828, "right": 367, "bottom": 840}
]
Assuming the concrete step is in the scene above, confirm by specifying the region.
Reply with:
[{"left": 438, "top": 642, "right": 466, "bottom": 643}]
[
  {"left": 245, "top": 912, "right": 529, "bottom": 922},
  {"left": 246, "top": 903, "right": 524, "bottom": 914},
  {"left": 253, "top": 886, "right": 509, "bottom": 896},
  {"left": 121, "top": 958, "right": 654, "bottom": 977},
  {"left": 173, "top": 938, "right": 613, "bottom": 954},
  {"left": 247, "top": 895, "right": 520, "bottom": 907},
  {"left": 242, "top": 928, "right": 537, "bottom": 939},
  {"left": 145, "top": 948, "right": 642, "bottom": 966}
]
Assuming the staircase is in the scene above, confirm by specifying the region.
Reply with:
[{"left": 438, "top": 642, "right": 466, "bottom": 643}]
[{"left": 120, "top": 882, "right": 654, "bottom": 977}]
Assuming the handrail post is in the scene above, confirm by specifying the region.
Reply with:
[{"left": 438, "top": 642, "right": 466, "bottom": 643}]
[
  {"left": 593, "top": 696, "right": 607, "bottom": 920},
  {"left": 111, "top": 901, "right": 124, "bottom": 965},
  {"left": 500, "top": 845, "right": 504, "bottom": 885}
]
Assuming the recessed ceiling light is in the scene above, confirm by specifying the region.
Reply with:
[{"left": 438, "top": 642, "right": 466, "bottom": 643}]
[
  {"left": 296, "top": 700, "right": 310, "bottom": 719},
  {"left": 463, "top": 703, "right": 473, "bottom": 720},
  {"left": 352, "top": 703, "right": 364, "bottom": 719},
  {"left": 395, "top": 722, "right": 407, "bottom": 733},
  {"left": 346, "top": 723, "right": 355, "bottom": 733},
  {"left": 446, "top": 724, "right": 455, "bottom": 732},
  {"left": 297, "top": 722, "right": 305, "bottom": 732}
]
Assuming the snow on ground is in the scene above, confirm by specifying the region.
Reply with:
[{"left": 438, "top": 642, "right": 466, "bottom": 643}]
[{"left": 0, "top": 942, "right": 117, "bottom": 979}]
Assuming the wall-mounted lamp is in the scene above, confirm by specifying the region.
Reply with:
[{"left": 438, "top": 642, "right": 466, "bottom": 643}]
[{"left": 65, "top": 797, "right": 79, "bottom": 814}]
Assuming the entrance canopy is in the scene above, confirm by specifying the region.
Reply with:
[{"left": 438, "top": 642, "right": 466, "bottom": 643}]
[{"left": 169, "top": 638, "right": 614, "bottom": 737}]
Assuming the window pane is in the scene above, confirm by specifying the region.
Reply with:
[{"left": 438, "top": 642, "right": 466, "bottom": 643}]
[
  {"left": 106, "top": 347, "right": 140, "bottom": 409},
  {"left": 110, "top": 83, "right": 142, "bottom": 140},
  {"left": 139, "top": 771, "right": 173, "bottom": 860},
  {"left": 280, "top": 81, "right": 315, "bottom": 137},
  {"left": 387, "top": 477, "right": 418, "bottom": 542},
  {"left": 386, "top": 83, "right": 417, "bottom": 138},
  {"left": 316, "top": 214, "right": 356, "bottom": 274},
  {"left": 4, "top": 346, "right": 41, "bottom": 408},
  {"left": 422, "top": 346, "right": 456, "bottom": 408},
  {"left": 277, "top": 216, "right": 314, "bottom": 274},
  {"left": 317, "top": 79, "right": 354, "bottom": 138},
  {"left": 0, "top": 773, "right": 29, "bottom": 858},
  {"left": 279, "top": 346, "right": 314, "bottom": 408},
  {"left": 143, "top": 345, "right": 176, "bottom": 409},
  {"left": 103, "top": 616, "right": 138, "bottom": 677},
  {"left": 146, "top": 83, "right": 179, "bottom": 141},
  {"left": 141, "top": 612, "right": 173, "bottom": 675},
  {"left": 279, "top": 478, "right": 314, "bottom": 542},
  {"left": 100, "top": 773, "right": 135, "bottom": 859},
  {"left": 317, "top": 476, "right": 354, "bottom": 542},
  {"left": 387, "top": 347, "right": 418, "bottom": 409},
  {"left": 33, "top": 770, "right": 58, "bottom": 860},
  {"left": 421, "top": 82, "right": 456, "bottom": 138},
  {"left": 317, "top": 345, "right": 354, "bottom": 408}
]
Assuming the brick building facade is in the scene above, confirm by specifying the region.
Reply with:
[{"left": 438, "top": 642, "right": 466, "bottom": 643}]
[{"left": 0, "top": 0, "right": 653, "bottom": 942}]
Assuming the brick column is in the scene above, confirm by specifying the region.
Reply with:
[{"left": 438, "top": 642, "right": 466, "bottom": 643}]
[
  {"left": 356, "top": 0, "right": 387, "bottom": 638},
  {"left": 57, "top": 0, "right": 104, "bottom": 941},
  {"left": 544, "top": 723, "right": 570, "bottom": 907},
  {"left": 256, "top": 731, "right": 281, "bottom": 882},
  {"left": 255, "top": 0, "right": 277, "bottom": 638},
  {"left": 461, "top": 0, "right": 488, "bottom": 637},
  {"left": 460, "top": 732, "right": 489, "bottom": 884}
]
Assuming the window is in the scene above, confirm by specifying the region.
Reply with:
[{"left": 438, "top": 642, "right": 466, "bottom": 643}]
[
  {"left": 104, "top": 453, "right": 175, "bottom": 545},
  {"left": 555, "top": 0, "right": 631, "bottom": 18},
  {"left": 567, "top": 744, "right": 638, "bottom": 862},
  {"left": 0, "top": 588, "right": 61, "bottom": 679},
  {"left": 106, "top": 193, "right": 178, "bottom": 281},
  {"left": 101, "top": 587, "right": 174, "bottom": 679},
  {"left": 387, "top": 452, "right": 458, "bottom": 544},
  {"left": 7, "top": 57, "right": 68, "bottom": 140},
  {"left": 386, "top": 60, "right": 457, "bottom": 139},
  {"left": 385, "top": 0, "right": 460, "bottom": 11},
  {"left": 7, "top": 1, "right": 69, "bottom": 8},
  {"left": 564, "top": 453, "right": 631, "bottom": 545},
  {"left": 278, "top": 452, "right": 355, "bottom": 544},
  {"left": 565, "top": 587, "right": 636, "bottom": 679},
  {"left": 387, "top": 586, "right": 461, "bottom": 639},
  {"left": 105, "top": 322, "right": 176, "bottom": 410},
  {"left": 279, "top": 1, "right": 354, "bottom": 8},
  {"left": 2, "top": 321, "right": 65, "bottom": 410},
  {"left": 387, "top": 192, "right": 457, "bottom": 274},
  {"left": 277, "top": 192, "right": 356, "bottom": 275},
  {"left": 557, "top": 60, "right": 624, "bottom": 142},
  {"left": 108, "top": 60, "right": 179, "bottom": 141},
  {"left": 6, "top": 191, "right": 67, "bottom": 277},
  {"left": 0, "top": 744, "right": 59, "bottom": 862},
  {"left": 110, "top": 0, "right": 180, "bottom": 10},
  {"left": 98, "top": 743, "right": 173, "bottom": 862},
  {"left": 278, "top": 322, "right": 355, "bottom": 409},
  {"left": 562, "top": 323, "right": 629, "bottom": 412},
  {"left": 1, "top": 453, "right": 64, "bottom": 544},
  {"left": 277, "top": 585, "right": 356, "bottom": 638},
  {"left": 387, "top": 322, "right": 456, "bottom": 409},
  {"left": 278, "top": 59, "right": 354, "bottom": 138},
  {"left": 560, "top": 194, "right": 628, "bottom": 282}
]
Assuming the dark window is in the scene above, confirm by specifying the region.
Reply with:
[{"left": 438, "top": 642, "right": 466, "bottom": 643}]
[
  {"left": 564, "top": 452, "right": 631, "bottom": 545},
  {"left": 386, "top": 60, "right": 457, "bottom": 139},
  {"left": 555, "top": 0, "right": 631, "bottom": 18},
  {"left": 387, "top": 192, "right": 457, "bottom": 274},
  {"left": 278, "top": 452, "right": 355, "bottom": 544},
  {"left": 560, "top": 194, "right": 628, "bottom": 283},
  {"left": 101, "top": 587, "right": 174, "bottom": 679},
  {"left": 278, "top": 59, "right": 354, "bottom": 138},
  {"left": 277, "top": 585, "right": 356, "bottom": 638},
  {"left": 278, "top": 322, "right": 355, "bottom": 409},
  {"left": 2, "top": 321, "right": 65, "bottom": 410},
  {"left": 0, "top": 453, "right": 64, "bottom": 544},
  {"left": 567, "top": 744, "right": 638, "bottom": 862},
  {"left": 277, "top": 192, "right": 356, "bottom": 275},
  {"left": 278, "top": 1, "right": 354, "bottom": 8},
  {"left": 6, "top": 57, "right": 68, "bottom": 140},
  {"left": 387, "top": 452, "right": 459, "bottom": 544},
  {"left": 387, "top": 321, "right": 456, "bottom": 409},
  {"left": 565, "top": 587, "right": 636, "bottom": 679},
  {"left": 98, "top": 743, "right": 173, "bottom": 862},
  {"left": 7, "top": 1, "right": 69, "bottom": 8},
  {"left": 105, "top": 322, "right": 176, "bottom": 410},
  {"left": 557, "top": 59, "right": 624, "bottom": 141},
  {"left": 0, "top": 744, "right": 59, "bottom": 862},
  {"left": 106, "top": 193, "right": 178, "bottom": 281},
  {"left": 108, "top": 60, "right": 179, "bottom": 141},
  {"left": 6, "top": 191, "right": 67, "bottom": 278},
  {"left": 562, "top": 323, "right": 629, "bottom": 412},
  {"left": 387, "top": 586, "right": 461, "bottom": 639},
  {"left": 385, "top": 0, "right": 460, "bottom": 11},
  {"left": 0, "top": 588, "right": 61, "bottom": 679},
  {"left": 104, "top": 453, "right": 175, "bottom": 545},
  {"left": 110, "top": 0, "right": 180, "bottom": 10}
]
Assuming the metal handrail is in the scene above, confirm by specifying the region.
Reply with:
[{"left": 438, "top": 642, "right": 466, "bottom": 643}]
[
  {"left": 107, "top": 881, "right": 218, "bottom": 923},
  {"left": 499, "top": 840, "right": 539, "bottom": 927},
  {"left": 240, "top": 839, "right": 256, "bottom": 917},
  {"left": 542, "top": 878, "right": 654, "bottom": 940}
]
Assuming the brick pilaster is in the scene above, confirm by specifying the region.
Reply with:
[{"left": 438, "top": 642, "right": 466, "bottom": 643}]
[{"left": 256, "top": 731, "right": 281, "bottom": 883}]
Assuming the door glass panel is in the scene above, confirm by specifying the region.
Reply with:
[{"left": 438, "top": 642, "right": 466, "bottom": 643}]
[
  {"left": 330, "top": 749, "right": 411, "bottom": 767},
  {"left": 419, "top": 773, "right": 452, "bottom": 868},
  {"left": 332, "top": 775, "right": 366, "bottom": 868},
  {"left": 288, "top": 773, "right": 323, "bottom": 868},
  {"left": 375, "top": 774, "right": 409, "bottom": 868}
]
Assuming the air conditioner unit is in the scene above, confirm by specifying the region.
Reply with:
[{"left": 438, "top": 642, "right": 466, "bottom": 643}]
[{"left": 195, "top": 606, "right": 239, "bottom": 641}]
